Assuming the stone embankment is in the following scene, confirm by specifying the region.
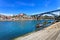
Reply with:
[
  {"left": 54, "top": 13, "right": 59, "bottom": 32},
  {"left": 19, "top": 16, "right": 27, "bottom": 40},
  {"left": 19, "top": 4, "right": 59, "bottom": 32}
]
[{"left": 14, "top": 22, "right": 60, "bottom": 40}]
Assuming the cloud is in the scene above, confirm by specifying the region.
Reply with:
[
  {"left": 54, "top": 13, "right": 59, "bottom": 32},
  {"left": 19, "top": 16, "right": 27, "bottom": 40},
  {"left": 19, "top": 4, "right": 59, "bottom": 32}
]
[
  {"left": 31, "top": 12, "right": 42, "bottom": 15},
  {"left": 53, "top": 12, "right": 60, "bottom": 15},
  {"left": 57, "top": 7, "right": 60, "bottom": 9},
  {"left": 0, "top": 13, "right": 13, "bottom": 16},
  {"left": 16, "top": 1, "right": 35, "bottom": 6}
]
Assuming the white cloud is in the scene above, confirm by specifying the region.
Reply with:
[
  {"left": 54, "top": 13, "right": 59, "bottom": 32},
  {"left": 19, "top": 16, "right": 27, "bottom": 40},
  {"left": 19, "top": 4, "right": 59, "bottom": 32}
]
[
  {"left": 53, "top": 12, "right": 60, "bottom": 15},
  {"left": 31, "top": 12, "right": 40, "bottom": 15},
  {"left": 57, "top": 7, "right": 60, "bottom": 9},
  {"left": 0, "top": 13, "right": 13, "bottom": 16},
  {"left": 16, "top": 1, "right": 35, "bottom": 6}
]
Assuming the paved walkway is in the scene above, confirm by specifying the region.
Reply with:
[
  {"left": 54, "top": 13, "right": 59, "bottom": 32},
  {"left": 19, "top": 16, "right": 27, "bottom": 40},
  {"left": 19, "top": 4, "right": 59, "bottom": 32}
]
[{"left": 14, "top": 22, "right": 60, "bottom": 40}]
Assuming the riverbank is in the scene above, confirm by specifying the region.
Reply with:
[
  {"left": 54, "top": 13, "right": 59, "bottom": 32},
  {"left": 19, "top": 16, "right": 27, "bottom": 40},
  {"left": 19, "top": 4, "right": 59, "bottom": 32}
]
[
  {"left": 0, "top": 19, "right": 54, "bottom": 21},
  {"left": 0, "top": 19, "right": 36, "bottom": 21},
  {"left": 13, "top": 22, "right": 60, "bottom": 40}
]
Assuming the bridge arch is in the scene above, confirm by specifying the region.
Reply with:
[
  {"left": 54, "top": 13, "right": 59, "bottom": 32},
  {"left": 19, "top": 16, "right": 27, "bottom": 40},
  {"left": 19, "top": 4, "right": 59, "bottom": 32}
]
[{"left": 37, "top": 12, "right": 57, "bottom": 20}]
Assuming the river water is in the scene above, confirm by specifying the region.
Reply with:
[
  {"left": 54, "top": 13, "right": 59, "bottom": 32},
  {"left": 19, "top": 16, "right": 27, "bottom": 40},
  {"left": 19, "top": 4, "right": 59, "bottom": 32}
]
[{"left": 0, "top": 20, "right": 54, "bottom": 40}]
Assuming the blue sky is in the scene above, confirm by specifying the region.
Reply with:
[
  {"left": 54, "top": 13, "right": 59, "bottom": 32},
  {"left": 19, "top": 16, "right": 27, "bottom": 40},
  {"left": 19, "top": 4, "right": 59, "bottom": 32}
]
[{"left": 0, "top": 0, "right": 60, "bottom": 15}]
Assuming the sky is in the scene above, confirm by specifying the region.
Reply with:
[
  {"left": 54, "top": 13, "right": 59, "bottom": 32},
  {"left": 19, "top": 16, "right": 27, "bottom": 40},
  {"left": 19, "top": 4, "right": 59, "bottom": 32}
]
[{"left": 0, "top": 0, "right": 60, "bottom": 16}]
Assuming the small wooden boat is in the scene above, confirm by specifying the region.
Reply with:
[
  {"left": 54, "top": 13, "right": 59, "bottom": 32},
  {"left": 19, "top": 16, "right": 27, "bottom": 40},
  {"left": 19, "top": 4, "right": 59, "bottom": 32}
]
[{"left": 36, "top": 24, "right": 41, "bottom": 28}]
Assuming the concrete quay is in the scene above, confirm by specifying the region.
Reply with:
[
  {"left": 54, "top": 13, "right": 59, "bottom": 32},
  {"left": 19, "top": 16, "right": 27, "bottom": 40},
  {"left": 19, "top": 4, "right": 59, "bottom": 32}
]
[{"left": 14, "top": 22, "right": 60, "bottom": 40}]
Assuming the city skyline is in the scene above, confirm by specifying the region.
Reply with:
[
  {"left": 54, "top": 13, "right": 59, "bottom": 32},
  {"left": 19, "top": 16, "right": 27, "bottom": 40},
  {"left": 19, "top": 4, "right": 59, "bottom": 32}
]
[{"left": 0, "top": 0, "right": 60, "bottom": 16}]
